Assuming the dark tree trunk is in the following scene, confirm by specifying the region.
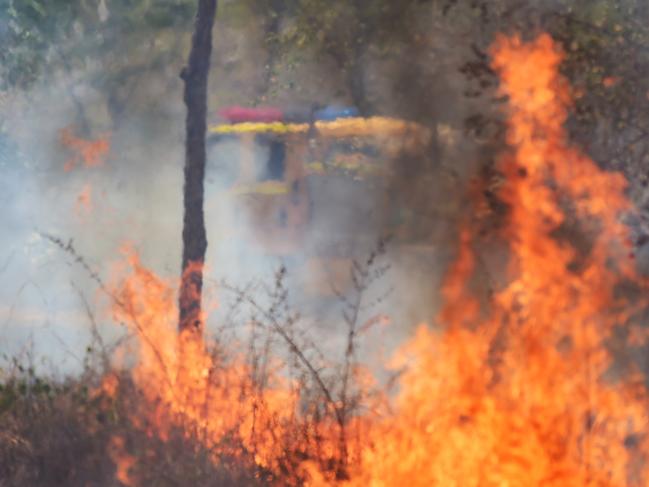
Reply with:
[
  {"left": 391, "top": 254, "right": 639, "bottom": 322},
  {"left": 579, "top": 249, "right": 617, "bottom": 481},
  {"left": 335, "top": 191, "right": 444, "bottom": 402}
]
[{"left": 178, "top": 0, "right": 217, "bottom": 336}]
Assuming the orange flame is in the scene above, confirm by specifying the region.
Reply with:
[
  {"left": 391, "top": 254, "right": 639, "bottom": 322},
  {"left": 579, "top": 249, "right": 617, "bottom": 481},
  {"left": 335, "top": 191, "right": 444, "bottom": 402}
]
[
  {"left": 105, "top": 33, "right": 649, "bottom": 485},
  {"left": 178, "top": 259, "right": 207, "bottom": 334},
  {"left": 59, "top": 127, "right": 110, "bottom": 172},
  {"left": 339, "top": 33, "right": 649, "bottom": 486},
  {"left": 108, "top": 436, "right": 135, "bottom": 486},
  {"left": 108, "top": 247, "right": 349, "bottom": 482}
]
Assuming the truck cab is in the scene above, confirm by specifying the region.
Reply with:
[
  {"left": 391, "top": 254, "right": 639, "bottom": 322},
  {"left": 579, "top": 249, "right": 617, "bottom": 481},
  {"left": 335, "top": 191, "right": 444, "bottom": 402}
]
[{"left": 206, "top": 106, "right": 432, "bottom": 295}]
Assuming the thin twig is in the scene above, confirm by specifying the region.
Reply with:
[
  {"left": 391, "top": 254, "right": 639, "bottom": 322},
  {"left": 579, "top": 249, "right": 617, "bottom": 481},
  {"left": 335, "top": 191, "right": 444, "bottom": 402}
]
[{"left": 43, "top": 233, "right": 177, "bottom": 397}]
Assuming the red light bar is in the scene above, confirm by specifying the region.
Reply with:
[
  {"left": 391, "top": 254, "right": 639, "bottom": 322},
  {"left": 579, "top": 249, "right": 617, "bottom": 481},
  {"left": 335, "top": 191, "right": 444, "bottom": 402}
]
[{"left": 218, "top": 106, "right": 284, "bottom": 123}]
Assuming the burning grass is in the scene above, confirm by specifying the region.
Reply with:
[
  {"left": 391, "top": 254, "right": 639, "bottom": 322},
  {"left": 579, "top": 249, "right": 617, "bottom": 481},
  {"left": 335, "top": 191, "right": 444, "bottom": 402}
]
[
  {"left": 3, "top": 32, "right": 649, "bottom": 486},
  {"left": 0, "top": 364, "right": 264, "bottom": 486},
  {"left": 59, "top": 127, "right": 110, "bottom": 172}
]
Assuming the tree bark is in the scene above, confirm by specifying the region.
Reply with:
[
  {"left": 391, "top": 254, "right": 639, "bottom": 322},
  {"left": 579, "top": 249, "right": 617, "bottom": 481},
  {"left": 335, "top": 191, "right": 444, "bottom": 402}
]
[{"left": 178, "top": 0, "right": 217, "bottom": 336}]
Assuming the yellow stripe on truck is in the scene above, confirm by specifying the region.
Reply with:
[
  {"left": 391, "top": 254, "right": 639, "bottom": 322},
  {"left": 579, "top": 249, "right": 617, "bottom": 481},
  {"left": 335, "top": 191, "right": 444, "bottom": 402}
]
[
  {"left": 230, "top": 181, "right": 289, "bottom": 195},
  {"left": 208, "top": 117, "right": 431, "bottom": 140},
  {"left": 209, "top": 122, "right": 309, "bottom": 134}
]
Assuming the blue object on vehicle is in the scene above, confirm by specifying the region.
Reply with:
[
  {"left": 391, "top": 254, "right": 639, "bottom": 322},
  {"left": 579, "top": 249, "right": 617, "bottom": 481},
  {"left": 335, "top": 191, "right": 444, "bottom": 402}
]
[{"left": 314, "top": 106, "right": 360, "bottom": 121}]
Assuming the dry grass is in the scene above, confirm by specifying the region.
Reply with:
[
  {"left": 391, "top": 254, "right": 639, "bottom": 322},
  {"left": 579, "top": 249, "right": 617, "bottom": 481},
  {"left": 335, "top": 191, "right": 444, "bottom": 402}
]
[
  {"left": 0, "top": 365, "right": 264, "bottom": 487},
  {"left": 0, "top": 242, "right": 391, "bottom": 486}
]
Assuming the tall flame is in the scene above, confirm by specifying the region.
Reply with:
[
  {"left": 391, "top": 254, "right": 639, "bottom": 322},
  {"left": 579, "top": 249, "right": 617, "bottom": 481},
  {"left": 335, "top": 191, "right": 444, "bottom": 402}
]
[{"left": 341, "top": 33, "right": 649, "bottom": 486}]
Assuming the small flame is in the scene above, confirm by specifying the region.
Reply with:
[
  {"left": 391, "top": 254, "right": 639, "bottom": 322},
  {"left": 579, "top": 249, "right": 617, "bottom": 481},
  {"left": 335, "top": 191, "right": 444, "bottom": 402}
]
[
  {"left": 59, "top": 127, "right": 110, "bottom": 172},
  {"left": 108, "top": 436, "right": 135, "bottom": 486},
  {"left": 602, "top": 76, "right": 620, "bottom": 88}
]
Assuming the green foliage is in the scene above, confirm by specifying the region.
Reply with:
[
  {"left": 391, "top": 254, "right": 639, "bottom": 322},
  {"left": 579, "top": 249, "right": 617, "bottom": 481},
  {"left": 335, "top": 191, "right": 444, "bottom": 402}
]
[
  {"left": 449, "top": 0, "right": 649, "bottom": 198},
  {"left": 274, "top": 0, "right": 424, "bottom": 71},
  {"left": 0, "top": 0, "right": 195, "bottom": 102},
  {"left": 0, "top": 367, "right": 52, "bottom": 413},
  {"left": 239, "top": 0, "right": 432, "bottom": 111}
]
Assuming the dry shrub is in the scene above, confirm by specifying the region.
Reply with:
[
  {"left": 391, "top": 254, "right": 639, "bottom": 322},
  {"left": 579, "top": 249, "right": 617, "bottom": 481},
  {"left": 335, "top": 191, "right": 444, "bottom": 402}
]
[{"left": 0, "top": 365, "right": 265, "bottom": 487}]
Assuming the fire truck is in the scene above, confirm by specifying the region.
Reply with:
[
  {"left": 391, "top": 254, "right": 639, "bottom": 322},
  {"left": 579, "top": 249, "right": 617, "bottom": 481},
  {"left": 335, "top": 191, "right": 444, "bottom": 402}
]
[{"left": 206, "top": 105, "right": 433, "bottom": 295}]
